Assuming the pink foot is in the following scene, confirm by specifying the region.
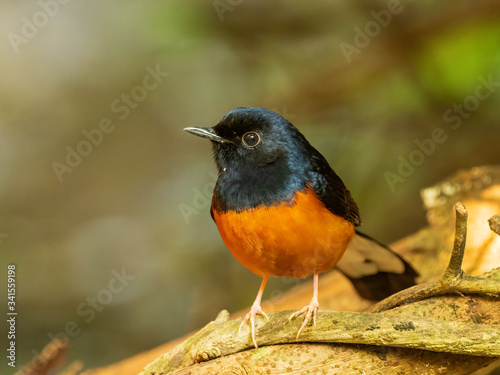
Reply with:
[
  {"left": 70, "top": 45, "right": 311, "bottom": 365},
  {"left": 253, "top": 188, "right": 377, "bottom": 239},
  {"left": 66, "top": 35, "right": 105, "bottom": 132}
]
[
  {"left": 239, "top": 302, "right": 269, "bottom": 348},
  {"left": 289, "top": 296, "right": 319, "bottom": 338}
]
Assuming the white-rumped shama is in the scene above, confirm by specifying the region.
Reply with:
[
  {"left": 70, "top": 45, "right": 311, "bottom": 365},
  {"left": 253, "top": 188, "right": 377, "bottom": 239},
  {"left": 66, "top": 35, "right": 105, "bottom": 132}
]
[{"left": 184, "top": 107, "right": 417, "bottom": 348}]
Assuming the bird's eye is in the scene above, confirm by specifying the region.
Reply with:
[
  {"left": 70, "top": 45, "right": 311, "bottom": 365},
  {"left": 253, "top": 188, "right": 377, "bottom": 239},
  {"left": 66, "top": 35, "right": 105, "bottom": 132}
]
[{"left": 241, "top": 131, "right": 261, "bottom": 148}]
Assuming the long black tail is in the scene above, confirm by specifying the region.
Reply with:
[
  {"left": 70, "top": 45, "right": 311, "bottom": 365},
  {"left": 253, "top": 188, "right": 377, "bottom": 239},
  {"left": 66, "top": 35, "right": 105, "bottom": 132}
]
[{"left": 336, "top": 231, "right": 418, "bottom": 301}]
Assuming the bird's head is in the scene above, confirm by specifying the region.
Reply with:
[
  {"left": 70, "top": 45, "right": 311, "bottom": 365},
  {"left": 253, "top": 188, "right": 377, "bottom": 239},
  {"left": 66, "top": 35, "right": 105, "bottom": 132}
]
[{"left": 184, "top": 107, "right": 307, "bottom": 172}]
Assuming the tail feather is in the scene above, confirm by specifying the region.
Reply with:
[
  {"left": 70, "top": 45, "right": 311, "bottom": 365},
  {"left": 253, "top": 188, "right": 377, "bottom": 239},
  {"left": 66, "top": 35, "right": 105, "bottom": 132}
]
[{"left": 336, "top": 231, "right": 418, "bottom": 301}]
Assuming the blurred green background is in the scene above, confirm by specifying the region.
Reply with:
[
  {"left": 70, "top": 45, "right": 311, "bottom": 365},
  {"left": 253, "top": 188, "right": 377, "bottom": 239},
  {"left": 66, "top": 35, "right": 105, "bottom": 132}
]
[{"left": 1, "top": 0, "right": 499, "bottom": 370}]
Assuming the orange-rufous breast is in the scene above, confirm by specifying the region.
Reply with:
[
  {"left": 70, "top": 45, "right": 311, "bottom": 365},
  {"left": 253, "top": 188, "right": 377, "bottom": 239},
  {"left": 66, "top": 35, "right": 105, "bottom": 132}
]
[{"left": 211, "top": 188, "right": 355, "bottom": 278}]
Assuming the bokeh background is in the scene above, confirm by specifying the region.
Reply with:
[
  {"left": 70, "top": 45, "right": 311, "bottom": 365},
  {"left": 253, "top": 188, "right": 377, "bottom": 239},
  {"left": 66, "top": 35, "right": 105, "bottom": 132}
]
[{"left": 1, "top": 0, "right": 499, "bottom": 370}]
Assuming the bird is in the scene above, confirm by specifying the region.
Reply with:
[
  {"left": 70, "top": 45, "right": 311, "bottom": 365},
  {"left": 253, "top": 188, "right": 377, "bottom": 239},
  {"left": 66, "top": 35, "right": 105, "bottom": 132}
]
[{"left": 184, "top": 107, "right": 417, "bottom": 348}]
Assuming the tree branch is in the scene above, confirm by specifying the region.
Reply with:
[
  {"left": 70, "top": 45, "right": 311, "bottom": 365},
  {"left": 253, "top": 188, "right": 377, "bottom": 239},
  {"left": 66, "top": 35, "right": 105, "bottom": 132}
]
[
  {"left": 146, "top": 309, "right": 500, "bottom": 370},
  {"left": 368, "top": 203, "right": 500, "bottom": 313},
  {"left": 442, "top": 202, "right": 467, "bottom": 283},
  {"left": 168, "top": 343, "right": 496, "bottom": 375},
  {"left": 489, "top": 214, "right": 500, "bottom": 236}
]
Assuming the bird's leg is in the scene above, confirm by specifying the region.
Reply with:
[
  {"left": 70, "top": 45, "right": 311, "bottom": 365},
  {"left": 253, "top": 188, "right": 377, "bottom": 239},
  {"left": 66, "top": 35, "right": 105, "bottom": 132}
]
[
  {"left": 289, "top": 272, "right": 319, "bottom": 338},
  {"left": 239, "top": 275, "right": 269, "bottom": 348}
]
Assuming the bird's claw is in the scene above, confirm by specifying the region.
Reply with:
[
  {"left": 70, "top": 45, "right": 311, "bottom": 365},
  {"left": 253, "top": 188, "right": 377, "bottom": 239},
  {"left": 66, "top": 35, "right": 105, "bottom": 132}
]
[
  {"left": 289, "top": 298, "right": 319, "bottom": 338},
  {"left": 239, "top": 303, "right": 269, "bottom": 348}
]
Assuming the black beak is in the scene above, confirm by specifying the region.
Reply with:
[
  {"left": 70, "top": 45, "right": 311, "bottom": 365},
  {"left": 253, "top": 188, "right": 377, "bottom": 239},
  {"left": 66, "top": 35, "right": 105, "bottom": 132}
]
[{"left": 183, "top": 127, "right": 231, "bottom": 144}]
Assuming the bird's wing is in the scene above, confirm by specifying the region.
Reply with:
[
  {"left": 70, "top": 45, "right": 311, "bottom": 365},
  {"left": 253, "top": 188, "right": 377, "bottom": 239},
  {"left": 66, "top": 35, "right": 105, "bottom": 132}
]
[
  {"left": 336, "top": 231, "right": 418, "bottom": 300},
  {"left": 307, "top": 151, "right": 361, "bottom": 226}
]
